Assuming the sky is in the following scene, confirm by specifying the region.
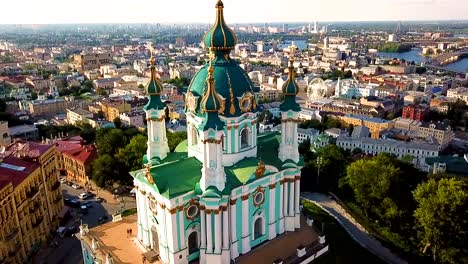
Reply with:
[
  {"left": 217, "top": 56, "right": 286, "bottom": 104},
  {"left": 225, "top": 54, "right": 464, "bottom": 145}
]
[{"left": 0, "top": 0, "right": 467, "bottom": 24}]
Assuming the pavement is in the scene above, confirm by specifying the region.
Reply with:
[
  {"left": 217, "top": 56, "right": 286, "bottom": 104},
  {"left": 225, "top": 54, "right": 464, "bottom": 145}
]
[
  {"left": 33, "top": 181, "right": 136, "bottom": 264},
  {"left": 301, "top": 192, "right": 407, "bottom": 264}
]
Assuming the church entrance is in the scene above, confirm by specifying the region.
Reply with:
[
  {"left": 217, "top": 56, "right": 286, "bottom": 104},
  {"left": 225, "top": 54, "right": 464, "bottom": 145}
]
[
  {"left": 187, "top": 231, "right": 200, "bottom": 262},
  {"left": 254, "top": 217, "right": 264, "bottom": 240}
]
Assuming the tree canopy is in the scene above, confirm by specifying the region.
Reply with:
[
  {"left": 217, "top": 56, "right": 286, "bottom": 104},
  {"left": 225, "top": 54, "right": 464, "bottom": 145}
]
[{"left": 413, "top": 178, "right": 468, "bottom": 263}]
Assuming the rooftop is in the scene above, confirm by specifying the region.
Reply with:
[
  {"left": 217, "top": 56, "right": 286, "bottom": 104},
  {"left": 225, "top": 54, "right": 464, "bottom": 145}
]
[
  {"left": 77, "top": 214, "right": 156, "bottom": 264},
  {"left": 344, "top": 114, "right": 390, "bottom": 124},
  {"left": 131, "top": 132, "right": 303, "bottom": 199}
]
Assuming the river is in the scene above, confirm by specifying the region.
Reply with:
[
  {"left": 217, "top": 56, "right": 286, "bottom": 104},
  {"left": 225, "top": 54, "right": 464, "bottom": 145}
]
[{"left": 378, "top": 48, "right": 468, "bottom": 73}]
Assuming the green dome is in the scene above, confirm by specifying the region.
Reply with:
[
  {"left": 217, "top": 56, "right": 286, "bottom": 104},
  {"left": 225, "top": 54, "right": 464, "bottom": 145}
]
[
  {"left": 203, "top": 0, "right": 237, "bottom": 52},
  {"left": 279, "top": 63, "right": 300, "bottom": 112},
  {"left": 144, "top": 61, "right": 166, "bottom": 111},
  {"left": 188, "top": 53, "right": 257, "bottom": 117}
]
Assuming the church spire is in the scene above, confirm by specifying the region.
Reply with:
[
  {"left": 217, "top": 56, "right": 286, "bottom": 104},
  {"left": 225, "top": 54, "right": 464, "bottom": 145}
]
[
  {"left": 203, "top": 0, "right": 238, "bottom": 52},
  {"left": 280, "top": 45, "right": 301, "bottom": 112},
  {"left": 144, "top": 46, "right": 166, "bottom": 111},
  {"left": 199, "top": 55, "right": 225, "bottom": 131}
]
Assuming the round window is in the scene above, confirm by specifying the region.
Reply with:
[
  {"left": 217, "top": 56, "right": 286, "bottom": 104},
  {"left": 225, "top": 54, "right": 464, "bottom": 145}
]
[
  {"left": 254, "top": 192, "right": 264, "bottom": 206},
  {"left": 186, "top": 205, "right": 199, "bottom": 219}
]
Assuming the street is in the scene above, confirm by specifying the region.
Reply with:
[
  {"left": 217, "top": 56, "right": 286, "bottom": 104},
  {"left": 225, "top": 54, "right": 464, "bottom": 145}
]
[{"left": 33, "top": 182, "right": 136, "bottom": 264}]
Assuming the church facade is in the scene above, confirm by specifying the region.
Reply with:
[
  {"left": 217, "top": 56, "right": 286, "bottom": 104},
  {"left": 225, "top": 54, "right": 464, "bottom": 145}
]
[{"left": 130, "top": 1, "right": 303, "bottom": 263}]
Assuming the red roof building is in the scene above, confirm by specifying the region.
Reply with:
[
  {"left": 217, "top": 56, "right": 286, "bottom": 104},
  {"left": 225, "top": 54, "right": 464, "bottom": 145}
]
[{"left": 402, "top": 104, "right": 429, "bottom": 122}]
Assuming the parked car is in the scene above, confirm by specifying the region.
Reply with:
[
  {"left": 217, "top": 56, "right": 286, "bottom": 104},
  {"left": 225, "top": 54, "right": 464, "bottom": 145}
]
[
  {"left": 78, "top": 192, "right": 90, "bottom": 200},
  {"left": 66, "top": 181, "right": 73, "bottom": 186},
  {"left": 72, "top": 184, "right": 81, "bottom": 189},
  {"left": 95, "top": 196, "right": 103, "bottom": 203},
  {"left": 59, "top": 177, "right": 67, "bottom": 184},
  {"left": 64, "top": 198, "right": 81, "bottom": 208}
]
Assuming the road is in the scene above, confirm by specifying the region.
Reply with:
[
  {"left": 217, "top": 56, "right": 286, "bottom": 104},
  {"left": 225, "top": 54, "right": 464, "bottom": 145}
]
[
  {"left": 33, "top": 182, "right": 136, "bottom": 264},
  {"left": 302, "top": 192, "right": 407, "bottom": 264}
]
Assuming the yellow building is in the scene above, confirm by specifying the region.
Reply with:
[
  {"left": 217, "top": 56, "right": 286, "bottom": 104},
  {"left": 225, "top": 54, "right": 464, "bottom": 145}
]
[
  {"left": 0, "top": 141, "right": 63, "bottom": 263},
  {"left": 340, "top": 114, "right": 394, "bottom": 139},
  {"left": 98, "top": 98, "right": 131, "bottom": 122}
]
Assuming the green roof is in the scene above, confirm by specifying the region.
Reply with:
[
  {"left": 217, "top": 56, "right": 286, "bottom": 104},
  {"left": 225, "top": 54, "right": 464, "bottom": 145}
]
[
  {"left": 131, "top": 133, "right": 304, "bottom": 199},
  {"left": 425, "top": 156, "right": 468, "bottom": 176},
  {"left": 131, "top": 140, "right": 202, "bottom": 199},
  {"left": 188, "top": 55, "right": 257, "bottom": 118},
  {"left": 198, "top": 112, "right": 225, "bottom": 131},
  {"left": 144, "top": 66, "right": 166, "bottom": 111},
  {"left": 279, "top": 66, "right": 300, "bottom": 112},
  {"left": 203, "top": 0, "right": 237, "bottom": 51}
]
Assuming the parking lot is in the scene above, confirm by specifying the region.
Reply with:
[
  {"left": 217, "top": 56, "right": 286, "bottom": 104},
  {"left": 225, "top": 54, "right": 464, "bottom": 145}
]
[{"left": 33, "top": 181, "right": 136, "bottom": 264}]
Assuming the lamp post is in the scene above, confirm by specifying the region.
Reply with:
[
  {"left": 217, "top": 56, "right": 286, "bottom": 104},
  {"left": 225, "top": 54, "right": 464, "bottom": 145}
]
[{"left": 316, "top": 156, "right": 323, "bottom": 187}]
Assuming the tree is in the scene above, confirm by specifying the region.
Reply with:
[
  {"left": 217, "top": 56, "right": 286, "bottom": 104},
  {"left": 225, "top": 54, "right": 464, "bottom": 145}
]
[
  {"left": 413, "top": 178, "right": 468, "bottom": 263},
  {"left": 80, "top": 126, "right": 96, "bottom": 144},
  {"left": 83, "top": 80, "right": 94, "bottom": 89},
  {"left": 298, "top": 139, "right": 311, "bottom": 155},
  {"left": 166, "top": 130, "right": 187, "bottom": 152},
  {"left": 92, "top": 154, "right": 118, "bottom": 187},
  {"left": 344, "top": 153, "right": 424, "bottom": 228},
  {"left": 115, "top": 134, "right": 147, "bottom": 171},
  {"left": 0, "top": 99, "right": 6, "bottom": 112},
  {"left": 113, "top": 117, "right": 122, "bottom": 128},
  {"left": 95, "top": 128, "right": 126, "bottom": 156}
]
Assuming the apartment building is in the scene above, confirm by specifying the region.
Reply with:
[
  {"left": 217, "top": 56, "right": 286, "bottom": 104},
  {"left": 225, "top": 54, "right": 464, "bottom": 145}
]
[
  {"left": 447, "top": 87, "right": 468, "bottom": 104},
  {"left": 67, "top": 108, "right": 94, "bottom": 126},
  {"left": 54, "top": 137, "right": 97, "bottom": 184},
  {"left": 74, "top": 53, "right": 112, "bottom": 71},
  {"left": 0, "top": 141, "right": 63, "bottom": 263},
  {"left": 98, "top": 98, "right": 131, "bottom": 122},
  {"left": 340, "top": 114, "right": 394, "bottom": 139},
  {"left": 417, "top": 122, "right": 454, "bottom": 149}
]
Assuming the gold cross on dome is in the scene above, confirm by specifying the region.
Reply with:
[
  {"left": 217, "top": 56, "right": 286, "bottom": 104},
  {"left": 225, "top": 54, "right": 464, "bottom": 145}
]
[{"left": 147, "top": 43, "right": 154, "bottom": 57}]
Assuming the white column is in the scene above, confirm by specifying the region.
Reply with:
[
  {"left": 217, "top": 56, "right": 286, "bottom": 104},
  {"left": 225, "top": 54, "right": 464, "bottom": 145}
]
[
  {"left": 268, "top": 184, "right": 277, "bottom": 240},
  {"left": 222, "top": 208, "right": 229, "bottom": 249},
  {"left": 294, "top": 177, "right": 301, "bottom": 228},
  {"left": 283, "top": 181, "right": 288, "bottom": 217},
  {"left": 279, "top": 181, "right": 285, "bottom": 234},
  {"left": 200, "top": 209, "right": 206, "bottom": 249},
  {"left": 178, "top": 209, "right": 185, "bottom": 250},
  {"left": 241, "top": 196, "right": 250, "bottom": 254},
  {"left": 230, "top": 200, "right": 239, "bottom": 259},
  {"left": 289, "top": 181, "right": 294, "bottom": 217},
  {"left": 206, "top": 211, "right": 212, "bottom": 253},
  {"left": 214, "top": 210, "right": 222, "bottom": 253},
  {"left": 136, "top": 191, "right": 143, "bottom": 241},
  {"left": 142, "top": 194, "right": 150, "bottom": 246}
]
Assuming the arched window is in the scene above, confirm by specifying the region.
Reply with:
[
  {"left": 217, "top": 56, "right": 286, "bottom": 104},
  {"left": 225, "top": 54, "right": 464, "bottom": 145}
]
[
  {"left": 240, "top": 128, "right": 249, "bottom": 149},
  {"left": 188, "top": 231, "right": 199, "bottom": 255},
  {"left": 191, "top": 126, "right": 198, "bottom": 146},
  {"left": 254, "top": 217, "right": 264, "bottom": 240},
  {"left": 221, "top": 133, "right": 225, "bottom": 152},
  {"left": 151, "top": 226, "right": 159, "bottom": 250}
]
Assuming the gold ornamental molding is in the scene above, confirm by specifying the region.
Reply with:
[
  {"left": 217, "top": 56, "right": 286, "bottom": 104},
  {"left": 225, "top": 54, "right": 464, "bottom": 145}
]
[
  {"left": 241, "top": 194, "right": 250, "bottom": 201},
  {"left": 169, "top": 208, "right": 177, "bottom": 214},
  {"left": 229, "top": 198, "right": 237, "bottom": 205},
  {"left": 205, "top": 209, "right": 212, "bottom": 214},
  {"left": 214, "top": 209, "right": 220, "bottom": 215},
  {"left": 202, "top": 138, "right": 222, "bottom": 144},
  {"left": 294, "top": 175, "right": 301, "bottom": 180},
  {"left": 269, "top": 183, "right": 277, "bottom": 189},
  {"left": 281, "top": 118, "right": 301, "bottom": 123},
  {"left": 146, "top": 116, "right": 165, "bottom": 122}
]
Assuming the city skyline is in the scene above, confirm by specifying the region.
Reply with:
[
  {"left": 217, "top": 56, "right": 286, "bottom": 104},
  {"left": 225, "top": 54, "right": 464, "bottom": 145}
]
[{"left": 1, "top": 0, "right": 467, "bottom": 24}]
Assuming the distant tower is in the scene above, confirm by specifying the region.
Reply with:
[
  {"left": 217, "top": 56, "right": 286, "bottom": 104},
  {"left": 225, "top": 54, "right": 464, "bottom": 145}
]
[
  {"left": 283, "top": 23, "right": 288, "bottom": 33},
  {"left": 314, "top": 21, "right": 318, "bottom": 33},
  {"left": 48, "top": 75, "right": 59, "bottom": 98},
  {"left": 278, "top": 45, "right": 301, "bottom": 164},
  {"left": 144, "top": 48, "right": 170, "bottom": 163},
  {"left": 335, "top": 77, "right": 342, "bottom": 97},
  {"left": 323, "top": 35, "right": 329, "bottom": 49}
]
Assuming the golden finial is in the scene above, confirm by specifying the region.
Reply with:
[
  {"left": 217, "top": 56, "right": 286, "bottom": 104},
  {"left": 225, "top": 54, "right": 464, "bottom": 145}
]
[
  {"left": 289, "top": 44, "right": 297, "bottom": 63},
  {"left": 147, "top": 43, "right": 155, "bottom": 66},
  {"left": 216, "top": 0, "right": 224, "bottom": 8},
  {"left": 208, "top": 65, "right": 214, "bottom": 79}
]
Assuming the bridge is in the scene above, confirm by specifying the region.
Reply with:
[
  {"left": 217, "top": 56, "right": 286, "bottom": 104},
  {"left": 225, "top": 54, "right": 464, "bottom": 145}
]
[{"left": 426, "top": 49, "right": 468, "bottom": 67}]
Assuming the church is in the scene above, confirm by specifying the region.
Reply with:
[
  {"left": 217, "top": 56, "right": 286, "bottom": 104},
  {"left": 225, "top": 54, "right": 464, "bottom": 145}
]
[{"left": 130, "top": 1, "right": 303, "bottom": 263}]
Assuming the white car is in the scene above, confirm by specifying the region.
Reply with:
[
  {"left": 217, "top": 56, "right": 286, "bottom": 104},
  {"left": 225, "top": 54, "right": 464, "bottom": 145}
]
[
  {"left": 72, "top": 184, "right": 81, "bottom": 190},
  {"left": 59, "top": 177, "right": 67, "bottom": 184},
  {"left": 78, "top": 192, "right": 90, "bottom": 200}
]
